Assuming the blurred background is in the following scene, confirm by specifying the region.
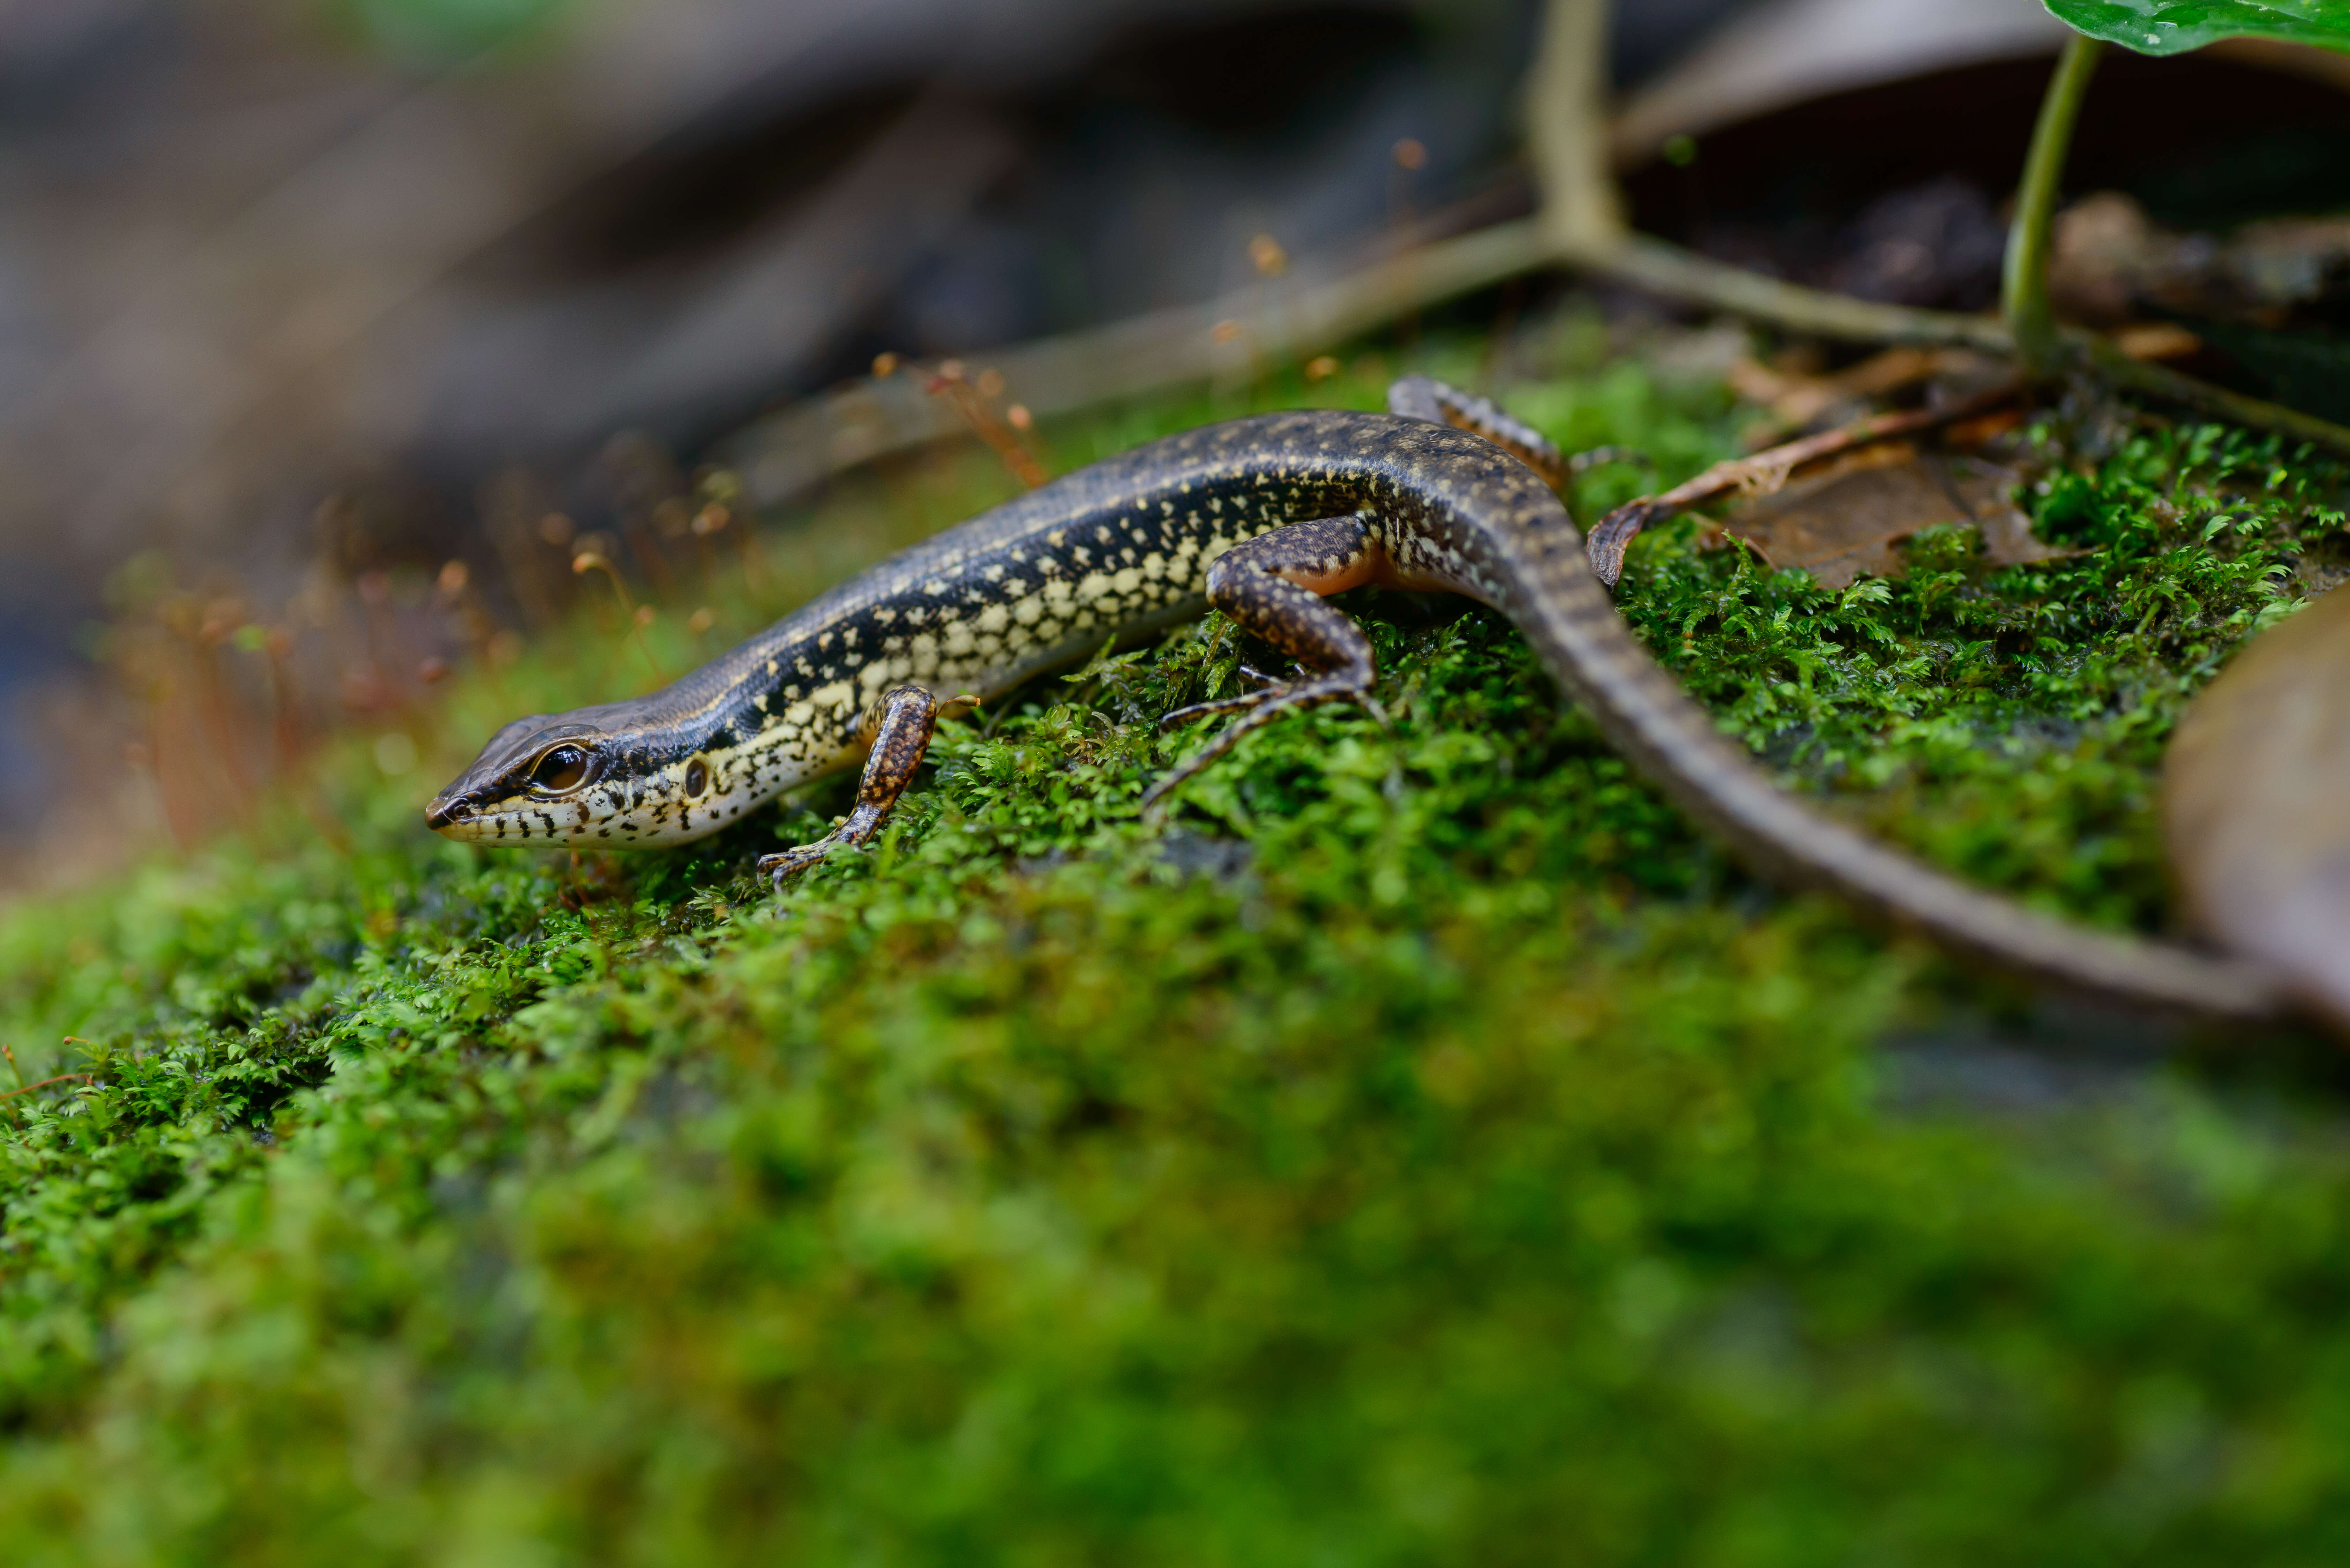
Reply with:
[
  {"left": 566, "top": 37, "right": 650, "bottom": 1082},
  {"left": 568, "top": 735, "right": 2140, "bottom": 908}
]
[{"left": 6, "top": 0, "right": 2350, "bottom": 889}]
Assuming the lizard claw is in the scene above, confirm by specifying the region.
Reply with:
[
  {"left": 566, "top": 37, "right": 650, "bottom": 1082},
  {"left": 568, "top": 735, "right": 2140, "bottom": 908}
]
[
  {"left": 1145, "top": 670, "right": 1376, "bottom": 812},
  {"left": 758, "top": 842, "right": 833, "bottom": 892}
]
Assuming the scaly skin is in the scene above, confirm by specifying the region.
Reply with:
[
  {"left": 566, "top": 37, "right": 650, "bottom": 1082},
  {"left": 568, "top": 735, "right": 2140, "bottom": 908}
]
[{"left": 429, "top": 382, "right": 2293, "bottom": 1025}]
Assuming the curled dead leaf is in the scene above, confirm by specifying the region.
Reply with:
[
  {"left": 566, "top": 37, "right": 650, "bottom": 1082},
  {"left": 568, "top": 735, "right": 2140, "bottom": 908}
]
[
  {"left": 2165, "top": 587, "right": 2350, "bottom": 1031},
  {"left": 1720, "top": 446, "right": 2072, "bottom": 590},
  {"left": 1586, "top": 382, "right": 2023, "bottom": 587}
]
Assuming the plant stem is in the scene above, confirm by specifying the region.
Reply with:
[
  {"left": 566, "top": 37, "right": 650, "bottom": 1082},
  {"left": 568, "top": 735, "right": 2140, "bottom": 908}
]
[
  {"left": 2004, "top": 33, "right": 2104, "bottom": 376},
  {"left": 1528, "top": 0, "right": 1626, "bottom": 255},
  {"left": 2084, "top": 337, "right": 2350, "bottom": 454},
  {"left": 1588, "top": 235, "right": 2013, "bottom": 351}
]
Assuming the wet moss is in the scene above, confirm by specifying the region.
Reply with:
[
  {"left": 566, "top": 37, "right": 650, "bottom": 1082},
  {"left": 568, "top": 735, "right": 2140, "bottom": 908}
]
[{"left": 1, "top": 329, "right": 2348, "bottom": 1563}]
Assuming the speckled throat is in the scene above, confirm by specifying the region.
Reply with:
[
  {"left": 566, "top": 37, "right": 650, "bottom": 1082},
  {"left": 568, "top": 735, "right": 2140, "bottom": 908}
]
[{"left": 428, "top": 389, "right": 2297, "bottom": 1028}]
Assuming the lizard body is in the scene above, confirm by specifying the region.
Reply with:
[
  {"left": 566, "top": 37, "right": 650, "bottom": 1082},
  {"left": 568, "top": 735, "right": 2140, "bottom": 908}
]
[{"left": 428, "top": 380, "right": 2289, "bottom": 1024}]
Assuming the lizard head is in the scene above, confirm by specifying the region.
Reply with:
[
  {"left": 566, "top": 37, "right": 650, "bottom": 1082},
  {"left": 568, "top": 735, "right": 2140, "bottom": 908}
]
[
  {"left": 427, "top": 708, "right": 743, "bottom": 848},
  {"left": 426, "top": 716, "right": 619, "bottom": 844}
]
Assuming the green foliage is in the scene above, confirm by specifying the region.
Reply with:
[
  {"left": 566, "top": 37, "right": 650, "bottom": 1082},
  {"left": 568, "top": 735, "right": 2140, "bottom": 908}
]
[
  {"left": 1625, "top": 416, "right": 2339, "bottom": 931},
  {"left": 2, "top": 332, "right": 2348, "bottom": 1562},
  {"left": 2045, "top": 0, "right": 2350, "bottom": 55}
]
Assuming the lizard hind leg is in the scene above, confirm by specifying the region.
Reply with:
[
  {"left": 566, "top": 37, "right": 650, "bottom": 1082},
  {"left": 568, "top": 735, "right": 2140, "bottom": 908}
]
[
  {"left": 760, "top": 683, "right": 940, "bottom": 891},
  {"left": 1386, "top": 374, "right": 1650, "bottom": 493},
  {"left": 1144, "top": 514, "right": 1385, "bottom": 813}
]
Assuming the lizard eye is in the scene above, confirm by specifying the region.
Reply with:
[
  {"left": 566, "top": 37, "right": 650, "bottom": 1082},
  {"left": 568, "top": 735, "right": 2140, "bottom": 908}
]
[
  {"left": 683, "top": 757, "right": 709, "bottom": 798},
  {"left": 529, "top": 745, "right": 590, "bottom": 793}
]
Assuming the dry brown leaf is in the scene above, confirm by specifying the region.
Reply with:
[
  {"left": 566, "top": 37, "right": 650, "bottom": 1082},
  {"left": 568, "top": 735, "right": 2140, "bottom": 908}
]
[
  {"left": 1727, "top": 346, "right": 1997, "bottom": 448},
  {"left": 2111, "top": 322, "right": 2202, "bottom": 361},
  {"left": 1719, "top": 447, "right": 2068, "bottom": 590},
  {"left": 2165, "top": 587, "right": 2350, "bottom": 1031}
]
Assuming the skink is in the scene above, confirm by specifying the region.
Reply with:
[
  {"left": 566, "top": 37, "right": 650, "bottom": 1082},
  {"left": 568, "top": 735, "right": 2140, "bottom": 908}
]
[{"left": 428, "top": 378, "right": 2291, "bottom": 1025}]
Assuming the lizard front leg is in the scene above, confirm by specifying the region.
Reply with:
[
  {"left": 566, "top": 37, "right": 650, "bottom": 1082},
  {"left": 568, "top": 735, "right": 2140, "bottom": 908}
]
[{"left": 760, "top": 684, "right": 939, "bottom": 889}]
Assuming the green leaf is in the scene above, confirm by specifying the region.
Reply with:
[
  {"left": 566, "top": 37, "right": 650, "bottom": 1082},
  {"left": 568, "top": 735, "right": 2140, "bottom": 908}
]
[{"left": 2045, "top": 0, "right": 2350, "bottom": 54}]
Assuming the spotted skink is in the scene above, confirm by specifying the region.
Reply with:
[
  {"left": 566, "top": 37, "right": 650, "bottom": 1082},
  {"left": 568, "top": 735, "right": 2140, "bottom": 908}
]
[{"left": 427, "top": 379, "right": 2292, "bottom": 1024}]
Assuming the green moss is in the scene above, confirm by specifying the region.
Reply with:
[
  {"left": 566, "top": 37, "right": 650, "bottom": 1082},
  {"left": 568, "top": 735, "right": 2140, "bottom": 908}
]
[{"left": 3, "top": 328, "right": 2349, "bottom": 1563}]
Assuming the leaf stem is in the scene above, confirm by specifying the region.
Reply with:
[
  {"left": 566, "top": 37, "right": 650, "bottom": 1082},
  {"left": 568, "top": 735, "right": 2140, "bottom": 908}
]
[{"left": 2004, "top": 33, "right": 2104, "bottom": 375}]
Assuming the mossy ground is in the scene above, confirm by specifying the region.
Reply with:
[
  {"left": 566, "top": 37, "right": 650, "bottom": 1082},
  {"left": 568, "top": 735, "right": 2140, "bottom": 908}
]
[{"left": 4, "top": 319, "right": 2349, "bottom": 1564}]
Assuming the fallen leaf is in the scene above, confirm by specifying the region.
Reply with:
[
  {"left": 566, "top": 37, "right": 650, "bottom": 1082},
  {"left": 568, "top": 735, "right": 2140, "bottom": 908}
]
[
  {"left": 1719, "top": 446, "right": 2068, "bottom": 590},
  {"left": 1727, "top": 346, "right": 1940, "bottom": 432},
  {"left": 1975, "top": 493, "right": 2075, "bottom": 571},
  {"left": 1727, "top": 347, "right": 2009, "bottom": 448},
  {"left": 2111, "top": 321, "right": 2201, "bottom": 361},
  {"left": 2165, "top": 586, "right": 2350, "bottom": 1030}
]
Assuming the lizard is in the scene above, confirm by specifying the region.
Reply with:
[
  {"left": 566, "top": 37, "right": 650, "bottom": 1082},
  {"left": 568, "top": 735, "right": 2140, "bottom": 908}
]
[{"left": 426, "top": 377, "right": 2291, "bottom": 1025}]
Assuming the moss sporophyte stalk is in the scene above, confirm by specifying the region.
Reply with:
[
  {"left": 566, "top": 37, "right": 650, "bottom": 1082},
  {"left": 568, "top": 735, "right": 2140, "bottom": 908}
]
[{"left": 2, "top": 342, "right": 2347, "bottom": 1560}]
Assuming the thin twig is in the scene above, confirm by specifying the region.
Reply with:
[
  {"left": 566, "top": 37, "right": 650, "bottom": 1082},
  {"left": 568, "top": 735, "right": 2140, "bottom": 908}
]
[
  {"left": 2082, "top": 339, "right": 2350, "bottom": 456},
  {"left": 1576, "top": 234, "right": 2015, "bottom": 351},
  {"left": 919, "top": 360, "right": 1050, "bottom": 489},
  {"left": 572, "top": 551, "right": 668, "bottom": 684},
  {"left": 1577, "top": 235, "right": 2350, "bottom": 458},
  {"left": 0, "top": 1074, "right": 94, "bottom": 1102},
  {"left": 722, "top": 217, "right": 1552, "bottom": 506},
  {"left": 1527, "top": 0, "right": 1625, "bottom": 255}
]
